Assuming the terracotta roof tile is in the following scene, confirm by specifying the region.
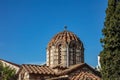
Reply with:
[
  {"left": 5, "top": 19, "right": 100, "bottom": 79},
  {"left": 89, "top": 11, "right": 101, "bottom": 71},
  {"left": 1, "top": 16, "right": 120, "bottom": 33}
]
[
  {"left": 18, "top": 63, "right": 101, "bottom": 80},
  {"left": 48, "top": 30, "right": 83, "bottom": 48},
  {"left": 57, "top": 63, "right": 101, "bottom": 77},
  {"left": 21, "top": 64, "right": 56, "bottom": 75},
  {"left": 71, "top": 71, "right": 101, "bottom": 80},
  {"left": 57, "top": 63, "right": 85, "bottom": 75}
]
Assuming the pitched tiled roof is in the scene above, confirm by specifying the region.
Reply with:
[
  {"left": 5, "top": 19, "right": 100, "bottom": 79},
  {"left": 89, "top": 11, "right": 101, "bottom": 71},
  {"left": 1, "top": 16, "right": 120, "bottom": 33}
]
[
  {"left": 20, "top": 64, "right": 56, "bottom": 75},
  {"left": 57, "top": 63, "right": 84, "bottom": 75},
  {"left": 0, "top": 59, "right": 20, "bottom": 67},
  {"left": 57, "top": 63, "right": 101, "bottom": 77},
  {"left": 71, "top": 71, "right": 101, "bottom": 80},
  {"left": 18, "top": 63, "right": 101, "bottom": 80}
]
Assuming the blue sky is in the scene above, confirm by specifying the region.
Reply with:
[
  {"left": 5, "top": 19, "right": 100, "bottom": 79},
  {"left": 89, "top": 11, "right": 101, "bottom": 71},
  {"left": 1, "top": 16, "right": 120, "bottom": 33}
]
[{"left": 0, "top": 0, "right": 107, "bottom": 67}]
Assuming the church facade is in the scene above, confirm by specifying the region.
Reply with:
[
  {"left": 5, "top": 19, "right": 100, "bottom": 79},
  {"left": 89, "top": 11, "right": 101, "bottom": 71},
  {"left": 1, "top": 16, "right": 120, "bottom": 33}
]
[{"left": 0, "top": 28, "right": 101, "bottom": 80}]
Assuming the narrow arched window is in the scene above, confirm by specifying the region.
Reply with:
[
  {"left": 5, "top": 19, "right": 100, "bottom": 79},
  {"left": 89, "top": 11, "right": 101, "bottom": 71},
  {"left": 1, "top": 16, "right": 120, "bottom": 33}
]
[
  {"left": 73, "top": 44, "right": 76, "bottom": 64},
  {"left": 58, "top": 44, "right": 62, "bottom": 64}
]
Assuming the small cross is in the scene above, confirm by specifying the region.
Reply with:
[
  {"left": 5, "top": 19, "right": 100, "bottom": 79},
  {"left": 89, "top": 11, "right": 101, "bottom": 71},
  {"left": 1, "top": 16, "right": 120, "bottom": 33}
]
[{"left": 64, "top": 25, "right": 67, "bottom": 30}]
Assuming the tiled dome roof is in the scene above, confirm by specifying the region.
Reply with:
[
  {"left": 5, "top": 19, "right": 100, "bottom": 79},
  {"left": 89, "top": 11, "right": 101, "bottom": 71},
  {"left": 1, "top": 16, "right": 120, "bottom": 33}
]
[{"left": 48, "top": 30, "right": 83, "bottom": 47}]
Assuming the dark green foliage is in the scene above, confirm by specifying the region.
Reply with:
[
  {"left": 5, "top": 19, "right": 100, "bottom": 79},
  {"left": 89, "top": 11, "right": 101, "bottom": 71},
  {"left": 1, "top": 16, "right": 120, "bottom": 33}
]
[
  {"left": 0, "top": 62, "right": 17, "bottom": 80},
  {"left": 100, "top": 0, "right": 120, "bottom": 80}
]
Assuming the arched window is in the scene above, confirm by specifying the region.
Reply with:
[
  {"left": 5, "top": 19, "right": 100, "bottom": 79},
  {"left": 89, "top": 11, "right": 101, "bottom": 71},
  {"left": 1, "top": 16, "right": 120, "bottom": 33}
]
[
  {"left": 58, "top": 44, "right": 62, "bottom": 64},
  {"left": 69, "top": 42, "right": 77, "bottom": 65},
  {"left": 72, "top": 44, "right": 76, "bottom": 64}
]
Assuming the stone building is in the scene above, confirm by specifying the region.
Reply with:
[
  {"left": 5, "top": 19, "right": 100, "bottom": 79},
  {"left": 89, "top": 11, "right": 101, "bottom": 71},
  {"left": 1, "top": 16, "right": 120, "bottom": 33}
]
[
  {"left": 0, "top": 59, "right": 20, "bottom": 73},
  {"left": 0, "top": 28, "right": 101, "bottom": 80},
  {"left": 18, "top": 63, "right": 101, "bottom": 80}
]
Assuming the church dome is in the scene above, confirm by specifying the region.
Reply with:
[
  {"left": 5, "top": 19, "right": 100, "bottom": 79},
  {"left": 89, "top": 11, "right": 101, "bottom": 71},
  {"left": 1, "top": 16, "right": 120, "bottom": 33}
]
[
  {"left": 46, "top": 27, "right": 84, "bottom": 67},
  {"left": 48, "top": 29, "right": 83, "bottom": 48}
]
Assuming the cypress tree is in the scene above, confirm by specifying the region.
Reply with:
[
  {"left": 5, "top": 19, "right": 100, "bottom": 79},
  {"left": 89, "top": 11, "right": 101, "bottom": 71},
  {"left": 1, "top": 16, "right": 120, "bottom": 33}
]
[{"left": 100, "top": 0, "right": 120, "bottom": 80}]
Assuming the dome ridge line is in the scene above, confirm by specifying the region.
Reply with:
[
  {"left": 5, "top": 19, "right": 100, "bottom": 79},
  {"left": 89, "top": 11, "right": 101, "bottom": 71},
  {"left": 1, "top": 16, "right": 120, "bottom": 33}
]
[{"left": 47, "top": 30, "right": 83, "bottom": 48}]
